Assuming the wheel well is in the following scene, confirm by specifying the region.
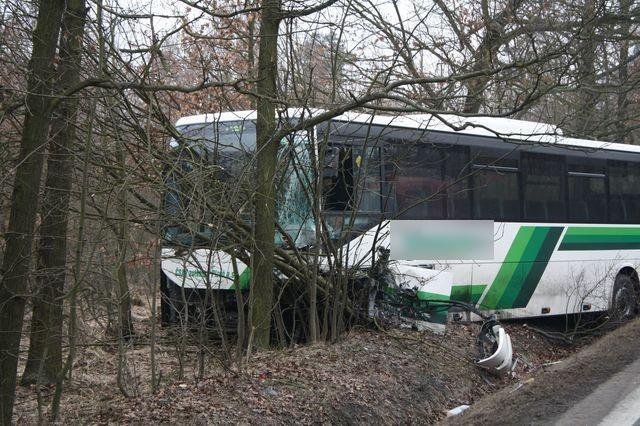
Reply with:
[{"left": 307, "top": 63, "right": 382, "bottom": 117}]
[
  {"left": 618, "top": 266, "right": 639, "bottom": 285},
  {"left": 610, "top": 267, "right": 640, "bottom": 316},
  {"left": 616, "top": 267, "right": 640, "bottom": 307}
]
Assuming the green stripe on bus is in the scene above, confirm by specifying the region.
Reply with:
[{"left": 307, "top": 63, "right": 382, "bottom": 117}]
[
  {"left": 230, "top": 267, "right": 251, "bottom": 290},
  {"left": 561, "top": 227, "right": 640, "bottom": 236},
  {"left": 495, "top": 227, "right": 549, "bottom": 308},
  {"left": 416, "top": 291, "right": 449, "bottom": 324},
  {"left": 559, "top": 227, "right": 640, "bottom": 250},
  {"left": 561, "top": 242, "right": 640, "bottom": 250},
  {"left": 450, "top": 284, "right": 487, "bottom": 304},
  {"left": 495, "top": 226, "right": 547, "bottom": 308},
  {"left": 481, "top": 226, "right": 534, "bottom": 309},
  {"left": 512, "top": 227, "right": 563, "bottom": 308},
  {"left": 238, "top": 267, "right": 251, "bottom": 289},
  {"left": 416, "top": 290, "right": 450, "bottom": 303},
  {"left": 482, "top": 226, "right": 563, "bottom": 310}
]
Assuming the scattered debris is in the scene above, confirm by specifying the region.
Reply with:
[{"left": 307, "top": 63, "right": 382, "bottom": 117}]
[
  {"left": 448, "top": 319, "right": 640, "bottom": 424},
  {"left": 446, "top": 405, "right": 471, "bottom": 417},
  {"left": 510, "top": 378, "right": 535, "bottom": 393},
  {"left": 476, "top": 322, "right": 514, "bottom": 375},
  {"left": 261, "top": 386, "right": 278, "bottom": 397},
  {"left": 368, "top": 247, "right": 515, "bottom": 375}
]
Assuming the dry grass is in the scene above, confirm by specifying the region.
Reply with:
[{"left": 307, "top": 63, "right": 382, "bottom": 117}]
[{"left": 13, "top": 299, "right": 581, "bottom": 424}]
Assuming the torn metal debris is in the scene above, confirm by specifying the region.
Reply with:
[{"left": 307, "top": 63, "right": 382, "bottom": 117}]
[
  {"left": 476, "top": 321, "right": 515, "bottom": 375},
  {"left": 368, "top": 246, "right": 514, "bottom": 375}
]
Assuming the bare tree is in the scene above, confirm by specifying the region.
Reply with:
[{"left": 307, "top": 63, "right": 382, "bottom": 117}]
[
  {"left": 22, "top": 0, "right": 88, "bottom": 387},
  {"left": 0, "top": 0, "right": 65, "bottom": 421},
  {"left": 248, "top": 0, "right": 282, "bottom": 349}
]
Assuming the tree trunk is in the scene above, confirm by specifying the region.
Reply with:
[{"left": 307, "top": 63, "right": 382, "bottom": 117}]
[
  {"left": 249, "top": 0, "right": 281, "bottom": 349},
  {"left": 575, "top": 0, "right": 598, "bottom": 137},
  {"left": 0, "top": 0, "right": 64, "bottom": 422},
  {"left": 115, "top": 135, "right": 134, "bottom": 340},
  {"left": 245, "top": 2, "right": 257, "bottom": 110},
  {"left": 462, "top": 21, "right": 502, "bottom": 113},
  {"left": 21, "top": 0, "right": 87, "bottom": 387},
  {"left": 461, "top": 0, "right": 520, "bottom": 114},
  {"left": 616, "top": 0, "right": 631, "bottom": 143}
]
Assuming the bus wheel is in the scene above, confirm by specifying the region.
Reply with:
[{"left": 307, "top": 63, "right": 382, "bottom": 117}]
[{"left": 611, "top": 273, "right": 638, "bottom": 322}]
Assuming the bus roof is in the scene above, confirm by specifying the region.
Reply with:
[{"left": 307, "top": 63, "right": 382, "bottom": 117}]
[
  {"left": 174, "top": 109, "right": 640, "bottom": 155},
  {"left": 176, "top": 110, "right": 258, "bottom": 126}
]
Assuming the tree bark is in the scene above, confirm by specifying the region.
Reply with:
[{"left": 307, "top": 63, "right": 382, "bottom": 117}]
[
  {"left": 462, "top": 0, "right": 520, "bottom": 113},
  {"left": 0, "top": 0, "right": 65, "bottom": 422},
  {"left": 21, "top": 0, "right": 87, "bottom": 387},
  {"left": 249, "top": 0, "right": 281, "bottom": 349},
  {"left": 115, "top": 127, "right": 134, "bottom": 340},
  {"left": 616, "top": 0, "right": 631, "bottom": 143},
  {"left": 575, "top": 0, "right": 598, "bottom": 137}
]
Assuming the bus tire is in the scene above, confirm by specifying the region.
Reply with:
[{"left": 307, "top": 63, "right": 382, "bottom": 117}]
[{"left": 610, "top": 273, "right": 638, "bottom": 323}]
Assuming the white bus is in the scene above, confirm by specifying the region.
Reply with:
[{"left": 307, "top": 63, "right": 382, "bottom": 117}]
[{"left": 160, "top": 109, "right": 640, "bottom": 328}]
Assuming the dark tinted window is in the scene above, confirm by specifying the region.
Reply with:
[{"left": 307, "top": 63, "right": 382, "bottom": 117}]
[
  {"left": 567, "top": 157, "right": 606, "bottom": 222},
  {"left": 392, "top": 144, "right": 446, "bottom": 219},
  {"left": 384, "top": 142, "right": 469, "bottom": 219},
  {"left": 173, "top": 121, "right": 257, "bottom": 182},
  {"left": 522, "top": 153, "right": 566, "bottom": 221},
  {"left": 324, "top": 147, "right": 353, "bottom": 211},
  {"left": 175, "top": 120, "right": 256, "bottom": 154},
  {"left": 353, "top": 145, "right": 382, "bottom": 212},
  {"left": 444, "top": 146, "right": 471, "bottom": 219},
  {"left": 471, "top": 148, "right": 520, "bottom": 221},
  {"left": 609, "top": 160, "right": 640, "bottom": 223},
  {"left": 323, "top": 143, "right": 381, "bottom": 213}
]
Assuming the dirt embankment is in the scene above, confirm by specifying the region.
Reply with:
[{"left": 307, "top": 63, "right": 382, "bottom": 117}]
[
  {"left": 13, "top": 307, "right": 582, "bottom": 425},
  {"left": 448, "top": 317, "right": 640, "bottom": 425}
]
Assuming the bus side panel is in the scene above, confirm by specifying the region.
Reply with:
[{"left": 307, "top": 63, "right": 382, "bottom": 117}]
[{"left": 474, "top": 223, "right": 640, "bottom": 319}]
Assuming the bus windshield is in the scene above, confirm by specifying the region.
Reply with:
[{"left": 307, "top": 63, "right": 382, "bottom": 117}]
[
  {"left": 176, "top": 121, "right": 256, "bottom": 150},
  {"left": 163, "top": 120, "right": 316, "bottom": 248},
  {"left": 164, "top": 120, "right": 256, "bottom": 247},
  {"left": 173, "top": 120, "right": 256, "bottom": 179}
]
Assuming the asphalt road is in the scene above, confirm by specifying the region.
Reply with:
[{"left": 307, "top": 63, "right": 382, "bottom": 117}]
[{"left": 556, "top": 357, "right": 640, "bottom": 426}]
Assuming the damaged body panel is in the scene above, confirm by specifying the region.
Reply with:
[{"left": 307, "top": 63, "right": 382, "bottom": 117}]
[
  {"left": 369, "top": 259, "right": 453, "bottom": 334},
  {"left": 476, "top": 323, "right": 515, "bottom": 375},
  {"left": 334, "top": 220, "right": 514, "bottom": 374}
]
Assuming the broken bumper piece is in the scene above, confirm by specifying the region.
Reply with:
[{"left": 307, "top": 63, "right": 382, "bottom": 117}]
[{"left": 476, "top": 324, "right": 514, "bottom": 375}]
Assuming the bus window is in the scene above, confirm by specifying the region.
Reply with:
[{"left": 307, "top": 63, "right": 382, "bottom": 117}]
[
  {"left": 391, "top": 144, "right": 446, "bottom": 219},
  {"left": 324, "top": 147, "right": 354, "bottom": 211},
  {"left": 323, "top": 144, "right": 381, "bottom": 213},
  {"left": 444, "top": 146, "right": 471, "bottom": 219},
  {"left": 353, "top": 146, "right": 382, "bottom": 213},
  {"left": 471, "top": 148, "right": 520, "bottom": 221},
  {"left": 380, "top": 144, "right": 397, "bottom": 216},
  {"left": 384, "top": 142, "right": 470, "bottom": 220},
  {"left": 522, "top": 153, "right": 566, "bottom": 222},
  {"left": 609, "top": 161, "right": 640, "bottom": 223},
  {"left": 276, "top": 131, "right": 316, "bottom": 246},
  {"left": 567, "top": 157, "right": 606, "bottom": 223}
]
